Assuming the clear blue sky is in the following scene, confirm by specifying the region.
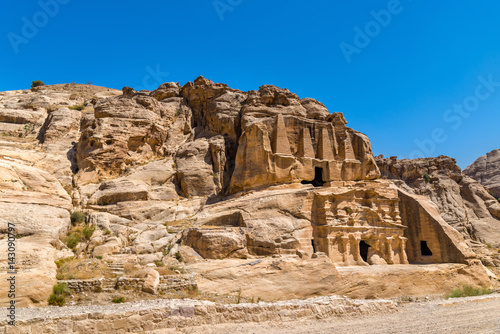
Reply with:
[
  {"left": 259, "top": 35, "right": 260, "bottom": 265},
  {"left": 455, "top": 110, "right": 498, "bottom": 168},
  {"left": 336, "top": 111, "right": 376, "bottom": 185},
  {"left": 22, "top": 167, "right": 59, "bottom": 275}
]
[{"left": 1, "top": 1, "right": 499, "bottom": 168}]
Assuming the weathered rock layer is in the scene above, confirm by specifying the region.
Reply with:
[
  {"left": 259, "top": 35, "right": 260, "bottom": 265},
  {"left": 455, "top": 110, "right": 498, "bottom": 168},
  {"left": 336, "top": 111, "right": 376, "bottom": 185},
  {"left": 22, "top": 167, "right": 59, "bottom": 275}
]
[
  {"left": 465, "top": 148, "right": 500, "bottom": 199},
  {"left": 0, "top": 81, "right": 496, "bottom": 308}
]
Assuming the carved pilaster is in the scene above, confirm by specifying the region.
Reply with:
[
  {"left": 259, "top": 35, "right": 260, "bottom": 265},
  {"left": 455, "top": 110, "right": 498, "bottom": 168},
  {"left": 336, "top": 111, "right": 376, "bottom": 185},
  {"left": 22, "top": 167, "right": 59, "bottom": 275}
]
[
  {"left": 385, "top": 236, "right": 394, "bottom": 264},
  {"left": 341, "top": 235, "right": 350, "bottom": 264},
  {"left": 353, "top": 234, "right": 362, "bottom": 264},
  {"left": 399, "top": 236, "right": 409, "bottom": 264}
]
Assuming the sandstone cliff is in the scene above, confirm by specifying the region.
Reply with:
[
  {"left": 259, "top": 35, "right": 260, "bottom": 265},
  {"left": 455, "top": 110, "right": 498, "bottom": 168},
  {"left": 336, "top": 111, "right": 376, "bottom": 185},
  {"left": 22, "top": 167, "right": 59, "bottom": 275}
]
[
  {"left": 464, "top": 148, "right": 500, "bottom": 199},
  {"left": 0, "top": 80, "right": 494, "bottom": 307},
  {"left": 376, "top": 155, "right": 500, "bottom": 249}
]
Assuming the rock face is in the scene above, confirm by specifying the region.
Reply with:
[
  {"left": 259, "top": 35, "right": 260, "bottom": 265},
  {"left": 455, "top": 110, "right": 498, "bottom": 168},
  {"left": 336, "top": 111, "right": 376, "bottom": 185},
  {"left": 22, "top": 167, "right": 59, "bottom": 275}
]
[
  {"left": 0, "top": 80, "right": 494, "bottom": 307},
  {"left": 464, "top": 149, "right": 500, "bottom": 199},
  {"left": 0, "top": 161, "right": 72, "bottom": 306},
  {"left": 76, "top": 89, "right": 172, "bottom": 184},
  {"left": 142, "top": 269, "right": 160, "bottom": 294},
  {"left": 376, "top": 155, "right": 500, "bottom": 248},
  {"left": 0, "top": 84, "right": 120, "bottom": 306},
  {"left": 229, "top": 87, "right": 380, "bottom": 193}
]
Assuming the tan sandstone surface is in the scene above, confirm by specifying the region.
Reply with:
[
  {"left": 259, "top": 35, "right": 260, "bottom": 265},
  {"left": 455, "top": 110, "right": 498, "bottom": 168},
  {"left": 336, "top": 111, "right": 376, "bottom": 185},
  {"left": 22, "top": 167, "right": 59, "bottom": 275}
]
[
  {"left": 464, "top": 148, "right": 500, "bottom": 199},
  {"left": 151, "top": 294, "right": 500, "bottom": 334},
  {"left": 1, "top": 293, "right": 499, "bottom": 333},
  {"left": 0, "top": 80, "right": 498, "bottom": 314}
]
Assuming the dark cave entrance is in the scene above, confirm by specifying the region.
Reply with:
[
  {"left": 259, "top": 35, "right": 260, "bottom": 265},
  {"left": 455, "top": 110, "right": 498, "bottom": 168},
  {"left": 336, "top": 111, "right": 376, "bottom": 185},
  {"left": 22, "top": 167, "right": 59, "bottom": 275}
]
[
  {"left": 311, "top": 239, "right": 316, "bottom": 253},
  {"left": 359, "top": 241, "right": 370, "bottom": 262},
  {"left": 420, "top": 241, "right": 433, "bottom": 256},
  {"left": 301, "top": 167, "right": 325, "bottom": 187}
]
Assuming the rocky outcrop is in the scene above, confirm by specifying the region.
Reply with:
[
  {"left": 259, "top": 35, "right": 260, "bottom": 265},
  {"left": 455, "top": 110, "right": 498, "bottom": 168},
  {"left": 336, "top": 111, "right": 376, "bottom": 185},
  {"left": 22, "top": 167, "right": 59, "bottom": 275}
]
[
  {"left": 230, "top": 86, "right": 380, "bottom": 193},
  {"left": 376, "top": 155, "right": 500, "bottom": 247},
  {"left": 0, "top": 160, "right": 72, "bottom": 306},
  {"left": 191, "top": 256, "right": 341, "bottom": 301},
  {"left": 76, "top": 78, "right": 380, "bottom": 195},
  {"left": 76, "top": 90, "right": 172, "bottom": 184},
  {"left": 1, "top": 296, "right": 398, "bottom": 333},
  {"left": 74, "top": 79, "right": 482, "bottom": 273},
  {"left": 0, "top": 81, "right": 495, "bottom": 308},
  {"left": 175, "top": 139, "right": 217, "bottom": 198},
  {"left": 142, "top": 269, "right": 160, "bottom": 294},
  {"left": 181, "top": 228, "right": 247, "bottom": 259},
  {"left": 397, "top": 189, "right": 475, "bottom": 264},
  {"left": 0, "top": 85, "right": 120, "bottom": 306},
  {"left": 464, "top": 149, "right": 500, "bottom": 199},
  {"left": 38, "top": 107, "right": 81, "bottom": 143}
]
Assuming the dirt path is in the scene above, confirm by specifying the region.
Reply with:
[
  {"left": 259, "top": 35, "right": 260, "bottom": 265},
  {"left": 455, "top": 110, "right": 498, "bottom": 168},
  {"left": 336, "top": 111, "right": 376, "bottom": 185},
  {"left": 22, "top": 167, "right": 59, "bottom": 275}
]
[{"left": 161, "top": 294, "right": 500, "bottom": 334}]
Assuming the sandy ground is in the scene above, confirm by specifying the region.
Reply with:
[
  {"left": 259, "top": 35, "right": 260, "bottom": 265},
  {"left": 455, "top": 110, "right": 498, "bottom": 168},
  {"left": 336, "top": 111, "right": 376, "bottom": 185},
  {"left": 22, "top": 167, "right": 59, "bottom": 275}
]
[{"left": 154, "top": 294, "right": 500, "bottom": 334}]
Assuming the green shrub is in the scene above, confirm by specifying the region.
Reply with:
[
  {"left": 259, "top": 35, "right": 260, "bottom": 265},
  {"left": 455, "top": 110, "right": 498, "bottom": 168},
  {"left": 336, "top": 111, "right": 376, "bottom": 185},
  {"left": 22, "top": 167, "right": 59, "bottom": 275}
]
[
  {"left": 31, "top": 80, "right": 45, "bottom": 88},
  {"left": 82, "top": 224, "right": 95, "bottom": 240},
  {"left": 48, "top": 283, "right": 69, "bottom": 306},
  {"left": 154, "top": 261, "right": 165, "bottom": 267},
  {"left": 423, "top": 173, "right": 431, "bottom": 183},
  {"left": 65, "top": 232, "right": 81, "bottom": 250},
  {"left": 69, "top": 104, "right": 85, "bottom": 111},
  {"left": 23, "top": 124, "right": 31, "bottom": 136},
  {"left": 175, "top": 252, "right": 183, "bottom": 262},
  {"left": 184, "top": 285, "right": 200, "bottom": 297},
  {"left": 48, "top": 294, "right": 65, "bottom": 306},
  {"left": 52, "top": 283, "right": 69, "bottom": 295},
  {"left": 237, "top": 287, "right": 242, "bottom": 304},
  {"left": 54, "top": 257, "right": 74, "bottom": 269},
  {"left": 489, "top": 191, "right": 500, "bottom": 202},
  {"left": 445, "top": 284, "right": 492, "bottom": 299},
  {"left": 70, "top": 211, "right": 86, "bottom": 225},
  {"left": 96, "top": 255, "right": 103, "bottom": 260},
  {"left": 112, "top": 296, "right": 125, "bottom": 303}
]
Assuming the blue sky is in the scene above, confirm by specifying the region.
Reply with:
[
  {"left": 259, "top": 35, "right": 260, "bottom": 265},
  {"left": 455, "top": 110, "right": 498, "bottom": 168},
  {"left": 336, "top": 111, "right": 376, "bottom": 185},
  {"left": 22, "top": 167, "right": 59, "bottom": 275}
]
[{"left": 1, "top": 1, "right": 499, "bottom": 168}]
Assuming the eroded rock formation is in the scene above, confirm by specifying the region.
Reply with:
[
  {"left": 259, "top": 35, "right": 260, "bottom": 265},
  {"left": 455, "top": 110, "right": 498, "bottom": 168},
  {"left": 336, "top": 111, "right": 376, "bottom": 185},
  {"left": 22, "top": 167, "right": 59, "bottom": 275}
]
[
  {"left": 464, "top": 148, "right": 500, "bottom": 199},
  {"left": 0, "top": 80, "right": 495, "bottom": 307},
  {"left": 376, "top": 155, "right": 500, "bottom": 248}
]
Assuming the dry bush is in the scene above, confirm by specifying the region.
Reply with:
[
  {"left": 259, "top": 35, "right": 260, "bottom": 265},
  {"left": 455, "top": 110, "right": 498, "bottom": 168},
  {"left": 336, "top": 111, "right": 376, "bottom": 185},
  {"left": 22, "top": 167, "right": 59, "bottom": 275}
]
[
  {"left": 123, "top": 263, "right": 148, "bottom": 278},
  {"left": 69, "top": 104, "right": 85, "bottom": 111},
  {"left": 46, "top": 104, "right": 61, "bottom": 112},
  {"left": 22, "top": 103, "right": 40, "bottom": 110},
  {"left": 56, "top": 258, "right": 113, "bottom": 280},
  {"left": 155, "top": 267, "right": 177, "bottom": 276},
  {"left": 62, "top": 184, "right": 73, "bottom": 196}
]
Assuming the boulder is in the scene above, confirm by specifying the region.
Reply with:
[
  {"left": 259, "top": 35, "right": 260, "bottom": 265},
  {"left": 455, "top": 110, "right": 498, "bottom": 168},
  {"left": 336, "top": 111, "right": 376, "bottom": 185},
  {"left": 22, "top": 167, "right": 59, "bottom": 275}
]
[
  {"left": 93, "top": 237, "right": 122, "bottom": 257},
  {"left": 189, "top": 257, "right": 340, "bottom": 301},
  {"left": 177, "top": 245, "right": 204, "bottom": 264},
  {"left": 182, "top": 228, "right": 247, "bottom": 259},
  {"left": 142, "top": 269, "right": 160, "bottom": 294}
]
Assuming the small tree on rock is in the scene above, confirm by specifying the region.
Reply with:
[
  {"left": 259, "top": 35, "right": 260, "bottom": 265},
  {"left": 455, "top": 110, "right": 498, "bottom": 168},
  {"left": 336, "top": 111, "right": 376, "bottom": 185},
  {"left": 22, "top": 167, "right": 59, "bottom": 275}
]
[{"left": 31, "top": 80, "right": 45, "bottom": 89}]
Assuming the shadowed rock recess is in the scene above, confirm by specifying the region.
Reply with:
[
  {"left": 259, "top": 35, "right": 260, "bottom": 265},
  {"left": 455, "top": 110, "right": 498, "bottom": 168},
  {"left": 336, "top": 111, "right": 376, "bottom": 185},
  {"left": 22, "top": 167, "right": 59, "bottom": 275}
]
[{"left": 0, "top": 79, "right": 497, "bottom": 310}]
